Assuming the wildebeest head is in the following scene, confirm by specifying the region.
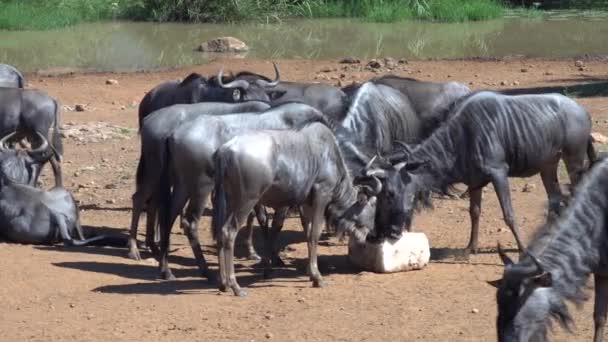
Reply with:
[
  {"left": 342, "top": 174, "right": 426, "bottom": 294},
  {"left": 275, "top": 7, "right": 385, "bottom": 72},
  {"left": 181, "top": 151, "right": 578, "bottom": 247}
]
[
  {"left": 363, "top": 146, "right": 430, "bottom": 238},
  {"left": 488, "top": 245, "right": 561, "bottom": 342},
  {"left": 0, "top": 131, "right": 53, "bottom": 185},
  {"left": 213, "top": 63, "right": 281, "bottom": 103},
  {"left": 337, "top": 173, "right": 382, "bottom": 243}
]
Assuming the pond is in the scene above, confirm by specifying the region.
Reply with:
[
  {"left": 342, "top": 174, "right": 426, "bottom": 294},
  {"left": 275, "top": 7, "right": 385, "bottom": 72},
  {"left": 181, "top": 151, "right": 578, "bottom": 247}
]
[{"left": 1, "top": 10, "right": 607, "bottom": 72}]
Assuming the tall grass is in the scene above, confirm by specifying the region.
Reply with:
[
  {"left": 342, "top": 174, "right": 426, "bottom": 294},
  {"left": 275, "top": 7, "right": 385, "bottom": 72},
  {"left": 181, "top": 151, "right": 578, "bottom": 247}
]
[{"left": 0, "top": 0, "right": 508, "bottom": 30}]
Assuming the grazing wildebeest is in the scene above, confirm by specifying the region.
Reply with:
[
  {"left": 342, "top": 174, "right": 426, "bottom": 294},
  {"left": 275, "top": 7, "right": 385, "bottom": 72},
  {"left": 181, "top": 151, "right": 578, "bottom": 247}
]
[
  {"left": 488, "top": 157, "right": 608, "bottom": 342},
  {"left": 128, "top": 101, "right": 271, "bottom": 260},
  {"left": 155, "top": 103, "right": 331, "bottom": 280},
  {"left": 379, "top": 91, "right": 596, "bottom": 253},
  {"left": 0, "top": 88, "right": 62, "bottom": 187},
  {"left": 0, "top": 64, "right": 24, "bottom": 88},
  {"left": 137, "top": 66, "right": 278, "bottom": 128},
  {"left": 211, "top": 123, "right": 380, "bottom": 296}
]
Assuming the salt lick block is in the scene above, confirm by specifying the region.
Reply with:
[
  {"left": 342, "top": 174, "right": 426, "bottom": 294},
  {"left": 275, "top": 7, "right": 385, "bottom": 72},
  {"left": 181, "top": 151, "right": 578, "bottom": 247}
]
[{"left": 348, "top": 232, "right": 430, "bottom": 273}]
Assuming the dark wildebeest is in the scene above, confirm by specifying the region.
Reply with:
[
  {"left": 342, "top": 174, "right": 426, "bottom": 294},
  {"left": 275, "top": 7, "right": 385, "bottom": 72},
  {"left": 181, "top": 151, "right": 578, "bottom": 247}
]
[
  {"left": 488, "top": 157, "right": 608, "bottom": 342},
  {"left": 216, "top": 64, "right": 348, "bottom": 121},
  {"left": 378, "top": 91, "right": 596, "bottom": 253},
  {"left": 0, "top": 64, "right": 24, "bottom": 88},
  {"left": 137, "top": 67, "right": 278, "bottom": 128},
  {"left": 128, "top": 101, "right": 271, "bottom": 260},
  {"left": 211, "top": 123, "right": 380, "bottom": 296},
  {"left": 0, "top": 88, "right": 62, "bottom": 186},
  {"left": 155, "top": 103, "right": 331, "bottom": 280}
]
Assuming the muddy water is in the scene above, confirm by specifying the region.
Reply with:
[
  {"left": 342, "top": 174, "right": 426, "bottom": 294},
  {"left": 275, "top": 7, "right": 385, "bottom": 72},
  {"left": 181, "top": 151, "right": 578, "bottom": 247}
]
[{"left": 1, "top": 11, "right": 607, "bottom": 72}]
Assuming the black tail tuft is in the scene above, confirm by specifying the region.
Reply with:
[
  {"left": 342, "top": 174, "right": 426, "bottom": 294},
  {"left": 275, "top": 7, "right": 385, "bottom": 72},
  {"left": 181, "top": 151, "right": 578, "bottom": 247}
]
[{"left": 211, "top": 150, "right": 229, "bottom": 241}]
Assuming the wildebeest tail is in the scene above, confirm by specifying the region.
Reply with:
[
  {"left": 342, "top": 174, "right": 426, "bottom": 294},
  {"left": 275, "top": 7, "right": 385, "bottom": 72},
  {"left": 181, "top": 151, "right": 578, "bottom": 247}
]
[
  {"left": 156, "top": 138, "right": 173, "bottom": 247},
  {"left": 588, "top": 135, "right": 598, "bottom": 166},
  {"left": 211, "top": 150, "right": 229, "bottom": 241},
  {"left": 51, "top": 98, "right": 63, "bottom": 160}
]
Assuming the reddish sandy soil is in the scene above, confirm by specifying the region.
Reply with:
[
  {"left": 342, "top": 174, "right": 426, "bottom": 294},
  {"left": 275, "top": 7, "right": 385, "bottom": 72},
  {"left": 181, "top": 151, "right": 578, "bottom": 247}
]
[{"left": 1, "top": 58, "right": 608, "bottom": 342}]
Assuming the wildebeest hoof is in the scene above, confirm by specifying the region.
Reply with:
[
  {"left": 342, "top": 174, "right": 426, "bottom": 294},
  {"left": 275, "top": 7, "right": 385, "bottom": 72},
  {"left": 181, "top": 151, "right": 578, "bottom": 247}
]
[
  {"left": 127, "top": 249, "right": 142, "bottom": 261},
  {"left": 247, "top": 252, "right": 262, "bottom": 261},
  {"left": 312, "top": 279, "right": 326, "bottom": 288},
  {"left": 272, "top": 256, "right": 286, "bottom": 267},
  {"left": 159, "top": 270, "right": 176, "bottom": 281},
  {"left": 234, "top": 289, "right": 248, "bottom": 297}
]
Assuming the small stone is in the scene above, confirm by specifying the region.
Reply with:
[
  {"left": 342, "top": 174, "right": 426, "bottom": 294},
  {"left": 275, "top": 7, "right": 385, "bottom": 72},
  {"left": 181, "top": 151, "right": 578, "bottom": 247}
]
[
  {"left": 522, "top": 183, "right": 535, "bottom": 193},
  {"left": 471, "top": 308, "right": 479, "bottom": 314},
  {"left": 575, "top": 60, "right": 585, "bottom": 68},
  {"left": 366, "top": 59, "right": 382, "bottom": 69},
  {"left": 69, "top": 303, "right": 75, "bottom": 308},
  {"left": 384, "top": 57, "right": 397, "bottom": 69},
  {"left": 579, "top": 67, "right": 585, "bottom": 71},
  {"left": 468, "top": 81, "right": 474, "bottom": 85},
  {"left": 74, "top": 104, "right": 86, "bottom": 112},
  {"left": 339, "top": 57, "right": 360, "bottom": 64},
  {"left": 544, "top": 71, "right": 554, "bottom": 76},
  {"left": 120, "top": 106, "right": 126, "bottom": 110},
  {"left": 320, "top": 67, "right": 332, "bottom": 73},
  {"left": 500, "top": 81, "right": 508, "bottom": 86},
  {"left": 447, "top": 74, "right": 452, "bottom": 78},
  {"left": 264, "top": 313, "right": 274, "bottom": 320},
  {"left": 339, "top": 73, "right": 346, "bottom": 78},
  {"left": 474, "top": 74, "right": 479, "bottom": 78},
  {"left": 512, "top": 81, "right": 520, "bottom": 86},
  {"left": 104, "top": 183, "right": 117, "bottom": 189},
  {"left": 297, "top": 297, "right": 306, "bottom": 303},
  {"left": 265, "top": 332, "right": 273, "bottom": 339},
  {"left": 398, "top": 58, "right": 408, "bottom": 64},
  {"left": 106, "top": 79, "right": 119, "bottom": 85},
  {"left": 520, "top": 68, "right": 528, "bottom": 73}
]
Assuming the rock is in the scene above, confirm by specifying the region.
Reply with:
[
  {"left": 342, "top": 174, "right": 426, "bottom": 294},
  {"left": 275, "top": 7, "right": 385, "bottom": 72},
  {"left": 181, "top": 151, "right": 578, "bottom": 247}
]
[
  {"left": 198, "top": 37, "right": 249, "bottom": 53},
  {"left": 339, "top": 57, "right": 360, "bottom": 64},
  {"left": 348, "top": 232, "right": 430, "bottom": 273},
  {"left": 264, "top": 313, "right": 274, "bottom": 320},
  {"left": 575, "top": 60, "right": 585, "bottom": 68},
  {"left": 398, "top": 58, "right": 408, "bottom": 64},
  {"left": 384, "top": 57, "right": 397, "bottom": 69},
  {"left": 591, "top": 132, "right": 608, "bottom": 144},
  {"left": 500, "top": 80, "right": 508, "bottom": 86},
  {"left": 544, "top": 71, "right": 554, "bottom": 76},
  {"left": 105, "top": 79, "right": 119, "bottom": 85},
  {"left": 74, "top": 104, "right": 86, "bottom": 112},
  {"left": 366, "top": 59, "right": 382, "bottom": 69},
  {"left": 579, "top": 67, "right": 585, "bottom": 71},
  {"left": 512, "top": 81, "right": 520, "bottom": 86},
  {"left": 265, "top": 332, "right": 273, "bottom": 339},
  {"left": 471, "top": 308, "right": 479, "bottom": 314},
  {"left": 320, "top": 67, "right": 332, "bottom": 73},
  {"left": 520, "top": 68, "right": 528, "bottom": 73},
  {"left": 106, "top": 199, "right": 116, "bottom": 204},
  {"left": 522, "top": 183, "right": 535, "bottom": 193}
]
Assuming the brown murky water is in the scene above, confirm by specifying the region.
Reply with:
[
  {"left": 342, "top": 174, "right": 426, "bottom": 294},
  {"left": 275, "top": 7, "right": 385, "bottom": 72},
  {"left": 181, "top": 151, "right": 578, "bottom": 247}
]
[{"left": 1, "top": 11, "right": 607, "bottom": 72}]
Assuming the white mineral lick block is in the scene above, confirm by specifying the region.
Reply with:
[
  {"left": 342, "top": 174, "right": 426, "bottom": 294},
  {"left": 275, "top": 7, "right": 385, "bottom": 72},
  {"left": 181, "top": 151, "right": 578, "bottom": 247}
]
[{"left": 348, "top": 232, "right": 430, "bottom": 273}]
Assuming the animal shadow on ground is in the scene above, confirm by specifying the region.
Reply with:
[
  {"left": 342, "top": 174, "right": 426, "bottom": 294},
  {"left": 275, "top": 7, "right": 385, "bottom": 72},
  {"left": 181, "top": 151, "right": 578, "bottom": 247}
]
[
  {"left": 430, "top": 246, "right": 518, "bottom": 266},
  {"left": 79, "top": 203, "right": 131, "bottom": 212},
  {"left": 501, "top": 80, "right": 608, "bottom": 98}
]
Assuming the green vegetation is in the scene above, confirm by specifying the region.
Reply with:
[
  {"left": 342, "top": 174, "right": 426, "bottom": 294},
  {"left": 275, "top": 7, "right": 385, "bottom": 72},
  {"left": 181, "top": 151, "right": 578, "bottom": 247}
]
[{"left": 0, "top": 0, "right": 604, "bottom": 30}]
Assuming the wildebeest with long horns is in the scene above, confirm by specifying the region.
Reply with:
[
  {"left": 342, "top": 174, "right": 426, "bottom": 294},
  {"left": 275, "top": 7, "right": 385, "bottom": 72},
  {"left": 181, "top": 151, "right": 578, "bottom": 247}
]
[
  {"left": 379, "top": 91, "right": 596, "bottom": 254},
  {"left": 128, "top": 101, "right": 271, "bottom": 260},
  {"left": 488, "top": 156, "right": 608, "bottom": 342},
  {"left": 0, "top": 88, "right": 62, "bottom": 187},
  {"left": 137, "top": 66, "right": 278, "bottom": 128},
  {"left": 155, "top": 103, "right": 331, "bottom": 281},
  {"left": 0, "top": 64, "right": 24, "bottom": 88},
  {"left": 211, "top": 123, "right": 380, "bottom": 296}
]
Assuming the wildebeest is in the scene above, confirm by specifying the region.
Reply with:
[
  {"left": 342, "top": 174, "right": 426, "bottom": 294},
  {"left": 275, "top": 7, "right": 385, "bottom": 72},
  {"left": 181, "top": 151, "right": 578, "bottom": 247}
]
[
  {"left": 488, "top": 157, "right": 608, "bottom": 342},
  {"left": 155, "top": 103, "right": 331, "bottom": 280},
  {"left": 128, "top": 101, "right": 271, "bottom": 260},
  {"left": 0, "top": 88, "right": 63, "bottom": 187},
  {"left": 211, "top": 123, "right": 380, "bottom": 296},
  {"left": 217, "top": 64, "right": 348, "bottom": 121},
  {"left": 0, "top": 64, "right": 24, "bottom": 88},
  {"left": 137, "top": 66, "right": 278, "bottom": 128},
  {"left": 380, "top": 91, "right": 596, "bottom": 253}
]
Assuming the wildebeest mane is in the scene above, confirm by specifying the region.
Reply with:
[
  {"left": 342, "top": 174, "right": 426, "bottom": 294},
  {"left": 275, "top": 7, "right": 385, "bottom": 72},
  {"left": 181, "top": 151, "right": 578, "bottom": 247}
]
[{"left": 179, "top": 73, "right": 206, "bottom": 86}]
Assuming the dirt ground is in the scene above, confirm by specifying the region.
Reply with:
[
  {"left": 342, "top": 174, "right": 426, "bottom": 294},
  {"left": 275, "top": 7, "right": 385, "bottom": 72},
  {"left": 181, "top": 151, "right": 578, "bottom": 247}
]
[{"left": 1, "top": 58, "right": 608, "bottom": 342}]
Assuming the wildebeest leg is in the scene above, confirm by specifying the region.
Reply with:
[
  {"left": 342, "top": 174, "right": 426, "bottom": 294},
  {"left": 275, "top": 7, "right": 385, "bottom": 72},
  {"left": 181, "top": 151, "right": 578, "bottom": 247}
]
[
  {"left": 465, "top": 187, "right": 482, "bottom": 255},
  {"left": 594, "top": 273, "right": 608, "bottom": 342},
  {"left": 563, "top": 152, "right": 587, "bottom": 194},
  {"left": 158, "top": 219, "right": 175, "bottom": 281},
  {"left": 128, "top": 190, "right": 148, "bottom": 260},
  {"left": 180, "top": 186, "right": 211, "bottom": 279},
  {"left": 540, "top": 158, "right": 563, "bottom": 217},
  {"left": 223, "top": 203, "right": 256, "bottom": 297},
  {"left": 144, "top": 204, "right": 159, "bottom": 259},
  {"left": 49, "top": 155, "right": 63, "bottom": 188},
  {"left": 242, "top": 205, "right": 265, "bottom": 261},
  {"left": 262, "top": 207, "right": 288, "bottom": 278},
  {"left": 302, "top": 195, "right": 329, "bottom": 288},
  {"left": 490, "top": 170, "right": 525, "bottom": 253}
]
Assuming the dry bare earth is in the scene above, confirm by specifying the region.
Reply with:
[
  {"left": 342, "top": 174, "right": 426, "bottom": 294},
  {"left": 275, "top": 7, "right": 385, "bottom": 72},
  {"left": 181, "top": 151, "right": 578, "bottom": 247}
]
[{"left": 1, "top": 59, "right": 608, "bottom": 342}]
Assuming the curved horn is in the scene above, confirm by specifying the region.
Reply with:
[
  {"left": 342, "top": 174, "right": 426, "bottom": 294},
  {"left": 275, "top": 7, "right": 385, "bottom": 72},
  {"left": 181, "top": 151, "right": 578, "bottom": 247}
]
[
  {"left": 364, "top": 155, "right": 378, "bottom": 171},
  {"left": 0, "top": 131, "right": 17, "bottom": 153},
  {"left": 394, "top": 140, "right": 411, "bottom": 153},
  {"left": 528, "top": 252, "right": 545, "bottom": 275},
  {"left": 255, "top": 62, "right": 281, "bottom": 87},
  {"left": 217, "top": 67, "right": 249, "bottom": 89},
  {"left": 26, "top": 131, "right": 51, "bottom": 163},
  {"left": 497, "top": 242, "right": 514, "bottom": 267},
  {"left": 357, "top": 175, "right": 382, "bottom": 196}
]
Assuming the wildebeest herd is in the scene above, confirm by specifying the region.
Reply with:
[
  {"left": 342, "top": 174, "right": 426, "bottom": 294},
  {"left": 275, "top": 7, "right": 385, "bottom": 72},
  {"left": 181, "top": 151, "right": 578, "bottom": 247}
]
[{"left": 0, "top": 61, "right": 607, "bottom": 341}]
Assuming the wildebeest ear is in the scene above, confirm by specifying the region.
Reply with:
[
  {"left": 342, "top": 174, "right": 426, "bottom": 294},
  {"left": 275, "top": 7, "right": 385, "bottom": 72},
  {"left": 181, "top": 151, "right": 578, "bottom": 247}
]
[
  {"left": 487, "top": 279, "right": 503, "bottom": 288},
  {"left": 267, "top": 90, "right": 286, "bottom": 101},
  {"left": 232, "top": 89, "right": 242, "bottom": 101},
  {"left": 531, "top": 272, "right": 553, "bottom": 288}
]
